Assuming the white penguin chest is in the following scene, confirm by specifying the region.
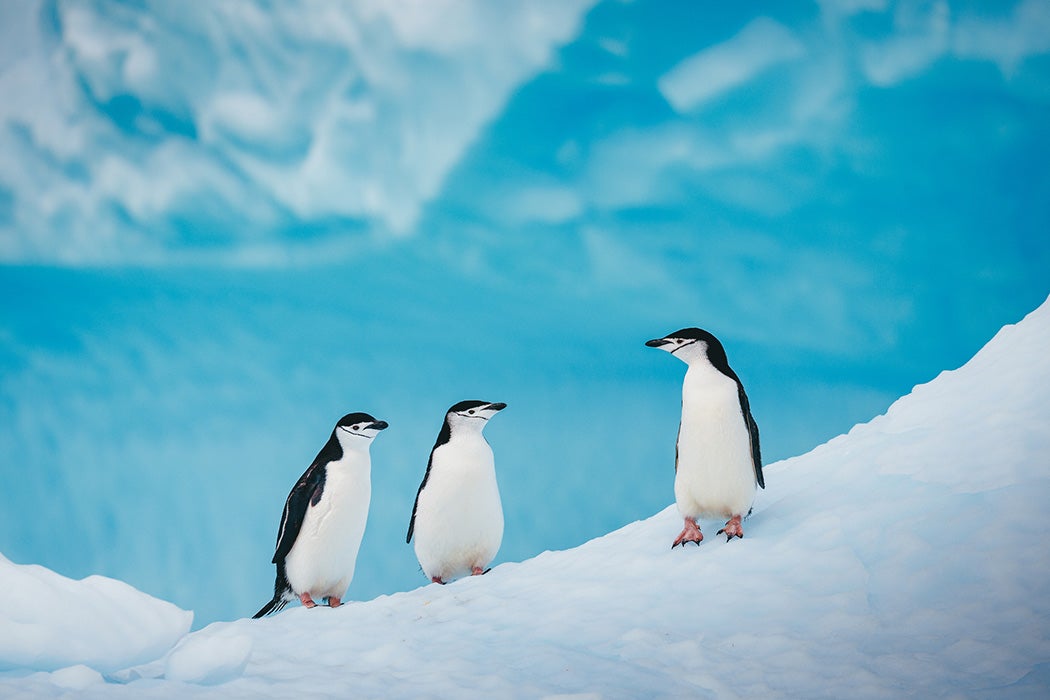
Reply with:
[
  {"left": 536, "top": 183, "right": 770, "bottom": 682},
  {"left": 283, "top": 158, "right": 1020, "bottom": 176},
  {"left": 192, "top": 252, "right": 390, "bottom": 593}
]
[
  {"left": 413, "top": 436, "right": 504, "bottom": 579},
  {"left": 675, "top": 364, "right": 756, "bottom": 518},
  {"left": 285, "top": 455, "right": 371, "bottom": 597}
]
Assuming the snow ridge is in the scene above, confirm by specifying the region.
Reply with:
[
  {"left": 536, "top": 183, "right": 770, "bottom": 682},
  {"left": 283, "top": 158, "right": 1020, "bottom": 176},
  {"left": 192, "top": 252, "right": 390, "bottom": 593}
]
[{"left": 2, "top": 296, "right": 1049, "bottom": 698}]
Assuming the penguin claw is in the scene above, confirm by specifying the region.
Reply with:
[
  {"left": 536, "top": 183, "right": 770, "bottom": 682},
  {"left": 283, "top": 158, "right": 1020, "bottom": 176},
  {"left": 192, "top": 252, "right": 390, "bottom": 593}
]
[
  {"left": 716, "top": 528, "right": 742, "bottom": 541},
  {"left": 719, "top": 516, "right": 745, "bottom": 541},
  {"left": 672, "top": 518, "right": 704, "bottom": 548}
]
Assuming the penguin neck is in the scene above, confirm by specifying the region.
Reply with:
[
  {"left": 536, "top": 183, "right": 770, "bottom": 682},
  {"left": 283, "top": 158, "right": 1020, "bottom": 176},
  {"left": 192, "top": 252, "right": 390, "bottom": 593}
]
[
  {"left": 438, "top": 417, "right": 489, "bottom": 448},
  {"left": 683, "top": 359, "right": 735, "bottom": 398},
  {"left": 448, "top": 423, "right": 488, "bottom": 446},
  {"left": 683, "top": 357, "right": 720, "bottom": 378},
  {"left": 314, "top": 431, "right": 372, "bottom": 467},
  {"left": 678, "top": 342, "right": 736, "bottom": 380},
  {"left": 435, "top": 425, "right": 494, "bottom": 474},
  {"left": 433, "top": 423, "right": 493, "bottom": 473}
]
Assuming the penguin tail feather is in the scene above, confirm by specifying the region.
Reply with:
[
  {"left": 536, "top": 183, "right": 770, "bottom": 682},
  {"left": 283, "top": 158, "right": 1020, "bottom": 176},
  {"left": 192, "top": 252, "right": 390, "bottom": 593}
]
[
  {"left": 254, "top": 563, "right": 294, "bottom": 619},
  {"left": 252, "top": 596, "right": 290, "bottom": 619}
]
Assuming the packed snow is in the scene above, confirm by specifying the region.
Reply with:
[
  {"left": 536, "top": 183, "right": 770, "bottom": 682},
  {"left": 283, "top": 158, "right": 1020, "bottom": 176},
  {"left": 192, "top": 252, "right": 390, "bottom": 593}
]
[
  {"left": 0, "top": 553, "right": 190, "bottom": 675},
  {"left": 1, "top": 296, "right": 1048, "bottom": 697}
]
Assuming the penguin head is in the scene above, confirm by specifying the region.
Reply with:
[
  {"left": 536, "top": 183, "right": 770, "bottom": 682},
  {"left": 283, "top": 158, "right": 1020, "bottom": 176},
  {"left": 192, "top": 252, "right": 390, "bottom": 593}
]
[
  {"left": 445, "top": 400, "right": 506, "bottom": 434},
  {"left": 334, "top": 412, "right": 388, "bottom": 450},
  {"left": 646, "top": 327, "right": 727, "bottom": 367}
]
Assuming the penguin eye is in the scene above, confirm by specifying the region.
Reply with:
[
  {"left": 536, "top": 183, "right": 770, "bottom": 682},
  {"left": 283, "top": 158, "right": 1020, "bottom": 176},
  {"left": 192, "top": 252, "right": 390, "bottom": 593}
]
[
  {"left": 675, "top": 338, "right": 684, "bottom": 344},
  {"left": 468, "top": 409, "right": 475, "bottom": 415},
  {"left": 352, "top": 425, "right": 360, "bottom": 431}
]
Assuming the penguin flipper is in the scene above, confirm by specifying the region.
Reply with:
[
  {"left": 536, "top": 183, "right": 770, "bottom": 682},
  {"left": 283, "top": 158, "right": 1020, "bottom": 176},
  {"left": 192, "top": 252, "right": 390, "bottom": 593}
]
[
  {"left": 736, "top": 382, "right": 764, "bottom": 489},
  {"left": 272, "top": 462, "right": 327, "bottom": 563},
  {"left": 406, "top": 485, "right": 421, "bottom": 544},
  {"left": 673, "top": 422, "right": 681, "bottom": 474},
  {"left": 406, "top": 453, "right": 436, "bottom": 544}
]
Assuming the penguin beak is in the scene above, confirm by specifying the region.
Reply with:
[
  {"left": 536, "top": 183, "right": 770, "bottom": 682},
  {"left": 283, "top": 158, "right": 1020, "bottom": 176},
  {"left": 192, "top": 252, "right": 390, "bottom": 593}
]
[
  {"left": 369, "top": 420, "right": 389, "bottom": 431},
  {"left": 646, "top": 338, "right": 671, "bottom": 348},
  {"left": 486, "top": 402, "right": 507, "bottom": 412}
]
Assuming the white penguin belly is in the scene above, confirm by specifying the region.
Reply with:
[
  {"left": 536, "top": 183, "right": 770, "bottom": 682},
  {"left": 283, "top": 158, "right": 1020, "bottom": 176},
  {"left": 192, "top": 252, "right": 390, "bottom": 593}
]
[
  {"left": 675, "top": 367, "right": 756, "bottom": 520},
  {"left": 414, "top": 441, "right": 503, "bottom": 581},
  {"left": 285, "top": 464, "right": 370, "bottom": 599}
]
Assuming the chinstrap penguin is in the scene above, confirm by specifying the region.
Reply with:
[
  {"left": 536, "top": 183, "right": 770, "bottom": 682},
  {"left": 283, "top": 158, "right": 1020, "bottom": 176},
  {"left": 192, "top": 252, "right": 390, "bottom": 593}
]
[
  {"left": 253, "top": 412, "right": 388, "bottom": 618},
  {"left": 646, "top": 328, "right": 764, "bottom": 547},
  {"left": 407, "top": 400, "right": 506, "bottom": 584}
]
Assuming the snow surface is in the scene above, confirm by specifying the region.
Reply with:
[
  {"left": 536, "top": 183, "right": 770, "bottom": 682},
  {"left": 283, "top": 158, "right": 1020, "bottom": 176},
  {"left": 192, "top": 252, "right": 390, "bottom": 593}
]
[
  {"left": 2, "top": 296, "right": 1048, "bottom": 698},
  {"left": 0, "top": 553, "right": 190, "bottom": 675}
]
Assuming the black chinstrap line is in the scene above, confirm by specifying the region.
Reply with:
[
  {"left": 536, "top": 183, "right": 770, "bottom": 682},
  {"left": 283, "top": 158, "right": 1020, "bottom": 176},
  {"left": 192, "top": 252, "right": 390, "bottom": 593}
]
[{"left": 669, "top": 339, "right": 698, "bottom": 355}]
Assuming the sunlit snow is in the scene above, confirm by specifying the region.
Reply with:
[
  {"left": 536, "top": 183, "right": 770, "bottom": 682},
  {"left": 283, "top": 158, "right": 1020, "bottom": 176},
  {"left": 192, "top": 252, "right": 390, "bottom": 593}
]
[{"left": 2, "top": 296, "right": 1047, "bottom": 698}]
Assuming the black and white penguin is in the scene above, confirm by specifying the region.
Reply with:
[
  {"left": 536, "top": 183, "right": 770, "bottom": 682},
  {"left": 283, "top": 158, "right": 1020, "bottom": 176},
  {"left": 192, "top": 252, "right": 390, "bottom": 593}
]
[
  {"left": 646, "top": 328, "right": 764, "bottom": 547},
  {"left": 253, "top": 412, "right": 388, "bottom": 618},
  {"left": 406, "top": 400, "right": 506, "bottom": 584}
]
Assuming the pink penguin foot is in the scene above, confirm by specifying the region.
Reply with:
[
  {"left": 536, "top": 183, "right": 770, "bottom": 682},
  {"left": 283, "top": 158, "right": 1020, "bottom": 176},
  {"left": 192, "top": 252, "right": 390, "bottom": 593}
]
[
  {"left": 471, "top": 566, "right": 490, "bottom": 576},
  {"left": 671, "top": 518, "right": 704, "bottom": 548},
  {"left": 431, "top": 576, "right": 446, "bottom": 585},
  {"left": 299, "top": 592, "right": 317, "bottom": 608},
  {"left": 327, "top": 596, "right": 342, "bottom": 608},
  {"left": 717, "top": 515, "right": 744, "bottom": 541}
]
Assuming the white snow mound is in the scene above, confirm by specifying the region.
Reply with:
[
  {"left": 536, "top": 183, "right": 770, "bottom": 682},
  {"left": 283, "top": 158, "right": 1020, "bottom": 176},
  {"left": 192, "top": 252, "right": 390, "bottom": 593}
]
[
  {"left": 0, "top": 553, "right": 192, "bottom": 675},
  {"left": 163, "top": 623, "right": 253, "bottom": 685},
  {"left": 1, "top": 295, "right": 1049, "bottom": 698}
]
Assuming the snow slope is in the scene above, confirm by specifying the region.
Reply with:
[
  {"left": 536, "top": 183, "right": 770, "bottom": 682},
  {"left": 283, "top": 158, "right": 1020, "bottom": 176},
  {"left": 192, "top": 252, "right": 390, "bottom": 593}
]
[
  {"left": 0, "top": 553, "right": 190, "bottom": 676},
  {"left": 1, "top": 296, "right": 1048, "bottom": 698}
]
